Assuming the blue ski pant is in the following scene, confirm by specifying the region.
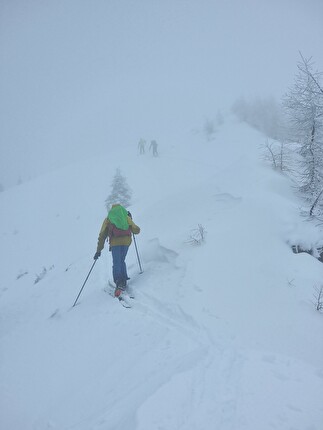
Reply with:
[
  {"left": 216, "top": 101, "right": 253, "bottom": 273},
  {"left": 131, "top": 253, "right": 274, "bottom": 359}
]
[{"left": 111, "top": 245, "right": 129, "bottom": 286}]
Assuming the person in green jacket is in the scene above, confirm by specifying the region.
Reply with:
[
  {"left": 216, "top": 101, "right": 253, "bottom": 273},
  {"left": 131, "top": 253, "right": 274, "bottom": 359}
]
[{"left": 94, "top": 204, "right": 140, "bottom": 296}]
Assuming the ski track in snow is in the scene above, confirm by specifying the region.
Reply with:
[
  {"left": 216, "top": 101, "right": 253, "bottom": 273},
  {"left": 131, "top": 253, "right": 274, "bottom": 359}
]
[
  {"left": 76, "top": 255, "right": 313, "bottom": 430},
  {"left": 70, "top": 261, "right": 244, "bottom": 430}
]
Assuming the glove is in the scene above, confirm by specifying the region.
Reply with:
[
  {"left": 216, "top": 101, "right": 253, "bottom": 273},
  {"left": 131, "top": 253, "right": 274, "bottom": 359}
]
[{"left": 94, "top": 251, "right": 101, "bottom": 260}]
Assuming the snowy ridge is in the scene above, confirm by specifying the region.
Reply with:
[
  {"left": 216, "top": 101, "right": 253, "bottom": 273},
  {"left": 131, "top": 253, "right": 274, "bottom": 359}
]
[{"left": 1, "top": 118, "right": 323, "bottom": 429}]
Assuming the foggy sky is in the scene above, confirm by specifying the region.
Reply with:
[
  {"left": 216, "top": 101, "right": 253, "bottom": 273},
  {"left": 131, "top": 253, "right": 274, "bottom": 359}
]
[{"left": 1, "top": 0, "right": 323, "bottom": 187}]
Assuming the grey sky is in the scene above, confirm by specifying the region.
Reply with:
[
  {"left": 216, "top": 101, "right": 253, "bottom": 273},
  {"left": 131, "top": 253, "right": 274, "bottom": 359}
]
[{"left": 1, "top": 0, "right": 323, "bottom": 187}]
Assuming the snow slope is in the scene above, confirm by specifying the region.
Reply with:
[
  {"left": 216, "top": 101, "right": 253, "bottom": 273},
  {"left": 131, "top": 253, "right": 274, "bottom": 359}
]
[{"left": 1, "top": 117, "right": 323, "bottom": 430}]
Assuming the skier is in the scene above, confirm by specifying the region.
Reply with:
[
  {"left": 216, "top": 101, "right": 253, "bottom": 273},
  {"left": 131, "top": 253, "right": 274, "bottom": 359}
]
[
  {"left": 149, "top": 140, "right": 158, "bottom": 157},
  {"left": 94, "top": 204, "right": 140, "bottom": 297},
  {"left": 138, "top": 138, "right": 146, "bottom": 154}
]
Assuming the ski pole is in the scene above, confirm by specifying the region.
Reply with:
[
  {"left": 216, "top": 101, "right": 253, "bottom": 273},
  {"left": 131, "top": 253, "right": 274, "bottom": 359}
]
[
  {"left": 127, "top": 210, "right": 143, "bottom": 274},
  {"left": 133, "top": 234, "right": 143, "bottom": 274},
  {"left": 72, "top": 259, "right": 97, "bottom": 307}
]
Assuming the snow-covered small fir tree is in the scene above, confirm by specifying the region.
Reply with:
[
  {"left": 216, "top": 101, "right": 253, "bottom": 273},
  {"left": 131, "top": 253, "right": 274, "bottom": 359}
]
[{"left": 105, "top": 168, "right": 132, "bottom": 210}]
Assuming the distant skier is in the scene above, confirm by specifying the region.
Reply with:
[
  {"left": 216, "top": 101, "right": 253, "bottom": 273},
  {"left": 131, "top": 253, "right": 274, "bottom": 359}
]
[
  {"left": 149, "top": 140, "right": 158, "bottom": 157},
  {"left": 138, "top": 138, "right": 146, "bottom": 155},
  {"left": 94, "top": 204, "right": 140, "bottom": 297}
]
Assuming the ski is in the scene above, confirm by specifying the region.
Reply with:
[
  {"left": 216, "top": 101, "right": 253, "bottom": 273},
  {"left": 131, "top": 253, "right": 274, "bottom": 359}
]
[
  {"left": 117, "top": 296, "right": 132, "bottom": 308},
  {"left": 105, "top": 281, "right": 133, "bottom": 308},
  {"left": 107, "top": 280, "right": 135, "bottom": 298}
]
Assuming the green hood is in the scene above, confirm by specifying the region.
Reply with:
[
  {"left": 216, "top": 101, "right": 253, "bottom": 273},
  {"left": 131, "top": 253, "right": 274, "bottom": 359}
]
[{"left": 107, "top": 205, "right": 129, "bottom": 230}]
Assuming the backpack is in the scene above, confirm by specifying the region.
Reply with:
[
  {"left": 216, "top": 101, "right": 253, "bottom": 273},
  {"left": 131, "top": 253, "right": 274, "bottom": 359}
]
[
  {"left": 107, "top": 204, "right": 131, "bottom": 238},
  {"left": 108, "top": 223, "right": 131, "bottom": 238}
]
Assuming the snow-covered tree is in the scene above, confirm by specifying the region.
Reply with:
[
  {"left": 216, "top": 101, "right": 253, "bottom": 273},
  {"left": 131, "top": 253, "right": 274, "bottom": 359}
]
[
  {"left": 283, "top": 54, "right": 323, "bottom": 215},
  {"left": 105, "top": 168, "right": 132, "bottom": 210}
]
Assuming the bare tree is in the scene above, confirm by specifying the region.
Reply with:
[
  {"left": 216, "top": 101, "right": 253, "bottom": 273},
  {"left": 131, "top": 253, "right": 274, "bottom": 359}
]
[
  {"left": 263, "top": 139, "right": 291, "bottom": 172},
  {"left": 312, "top": 285, "right": 323, "bottom": 312},
  {"left": 187, "top": 224, "right": 207, "bottom": 246},
  {"left": 310, "top": 187, "right": 323, "bottom": 216},
  {"left": 283, "top": 54, "right": 323, "bottom": 215}
]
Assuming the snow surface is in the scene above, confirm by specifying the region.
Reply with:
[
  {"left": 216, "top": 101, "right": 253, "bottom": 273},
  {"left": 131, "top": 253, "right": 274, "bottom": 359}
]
[{"left": 1, "top": 117, "right": 323, "bottom": 430}]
